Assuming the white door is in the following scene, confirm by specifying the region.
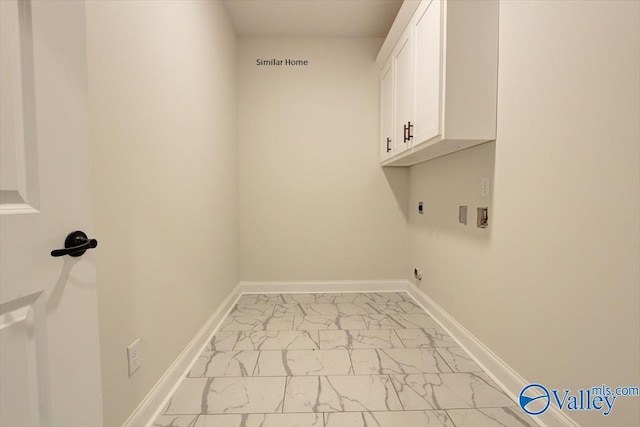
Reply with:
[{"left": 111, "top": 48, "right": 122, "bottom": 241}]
[{"left": 0, "top": 1, "right": 103, "bottom": 426}]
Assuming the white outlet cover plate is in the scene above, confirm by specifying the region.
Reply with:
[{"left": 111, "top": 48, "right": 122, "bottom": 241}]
[
  {"left": 127, "top": 338, "right": 141, "bottom": 376},
  {"left": 481, "top": 177, "right": 491, "bottom": 198}
]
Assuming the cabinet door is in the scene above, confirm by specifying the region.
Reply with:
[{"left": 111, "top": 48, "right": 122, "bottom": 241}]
[
  {"left": 413, "top": 0, "right": 441, "bottom": 144},
  {"left": 380, "top": 58, "right": 394, "bottom": 160},
  {"left": 393, "top": 28, "right": 413, "bottom": 154}
]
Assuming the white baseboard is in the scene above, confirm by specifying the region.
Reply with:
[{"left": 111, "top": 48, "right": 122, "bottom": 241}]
[
  {"left": 239, "top": 279, "right": 409, "bottom": 294},
  {"left": 123, "top": 283, "right": 242, "bottom": 427},
  {"left": 125, "top": 279, "right": 576, "bottom": 427},
  {"left": 404, "top": 280, "right": 578, "bottom": 427}
]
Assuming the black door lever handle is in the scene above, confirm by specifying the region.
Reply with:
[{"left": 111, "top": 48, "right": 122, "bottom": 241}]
[{"left": 51, "top": 231, "right": 98, "bottom": 257}]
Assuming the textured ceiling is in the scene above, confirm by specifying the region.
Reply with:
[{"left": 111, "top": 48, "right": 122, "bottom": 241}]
[{"left": 222, "top": 0, "right": 403, "bottom": 37}]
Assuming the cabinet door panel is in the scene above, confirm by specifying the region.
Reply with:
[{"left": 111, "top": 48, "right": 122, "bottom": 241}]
[
  {"left": 413, "top": 0, "right": 441, "bottom": 144},
  {"left": 380, "top": 59, "right": 394, "bottom": 160},
  {"left": 393, "top": 30, "right": 413, "bottom": 154}
]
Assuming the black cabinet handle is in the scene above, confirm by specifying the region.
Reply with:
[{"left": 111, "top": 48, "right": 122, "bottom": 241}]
[
  {"left": 403, "top": 122, "right": 413, "bottom": 143},
  {"left": 386, "top": 137, "right": 392, "bottom": 153},
  {"left": 403, "top": 124, "right": 408, "bottom": 143},
  {"left": 51, "top": 231, "right": 98, "bottom": 257}
]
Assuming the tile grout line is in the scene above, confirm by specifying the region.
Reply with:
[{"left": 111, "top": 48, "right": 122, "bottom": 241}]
[
  {"left": 388, "top": 373, "right": 406, "bottom": 411},
  {"left": 435, "top": 346, "right": 456, "bottom": 373},
  {"left": 347, "top": 345, "right": 356, "bottom": 376},
  {"left": 281, "top": 374, "right": 288, "bottom": 414},
  {"left": 391, "top": 328, "right": 407, "bottom": 349},
  {"left": 250, "top": 350, "right": 259, "bottom": 376},
  {"left": 443, "top": 408, "right": 459, "bottom": 427}
]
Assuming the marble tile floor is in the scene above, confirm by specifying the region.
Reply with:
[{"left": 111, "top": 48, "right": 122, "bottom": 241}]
[{"left": 152, "top": 292, "right": 536, "bottom": 427}]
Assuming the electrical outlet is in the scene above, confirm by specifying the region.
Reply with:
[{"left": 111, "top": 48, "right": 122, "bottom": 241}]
[
  {"left": 481, "top": 177, "right": 491, "bottom": 198},
  {"left": 459, "top": 206, "right": 468, "bottom": 225},
  {"left": 477, "top": 207, "right": 489, "bottom": 228},
  {"left": 414, "top": 267, "right": 423, "bottom": 281},
  {"left": 127, "top": 338, "right": 141, "bottom": 377}
]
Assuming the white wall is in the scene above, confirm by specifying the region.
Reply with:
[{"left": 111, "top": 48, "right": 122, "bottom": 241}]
[
  {"left": 238, "top": 38, "right": 409, "bottom": 282},
  {"left": 85, "top": 2, "right": 239, "bottom": 424},
  {"left": 409, "top": 142, "right": 495, "bottom": 300},
  {"left": 409, "top": 1, "right": 639, "bottom": 425}
]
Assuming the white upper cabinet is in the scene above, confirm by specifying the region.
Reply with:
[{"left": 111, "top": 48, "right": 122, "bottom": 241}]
[{"left": 377, "top": 0, "right": 499, "bottom": 166}]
